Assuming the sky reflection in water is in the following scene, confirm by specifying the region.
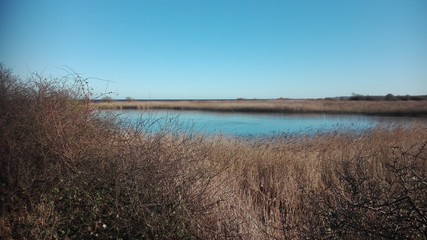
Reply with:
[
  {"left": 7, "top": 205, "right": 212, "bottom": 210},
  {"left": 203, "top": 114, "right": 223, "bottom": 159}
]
[{"left": 107, "top": 110, "right": 421, "bottom": 137}]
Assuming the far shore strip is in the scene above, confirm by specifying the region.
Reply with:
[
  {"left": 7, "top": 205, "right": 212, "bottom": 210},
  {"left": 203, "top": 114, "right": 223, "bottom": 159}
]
[{"left": 93, "top": 99, "right": 427, "bottom": 117}]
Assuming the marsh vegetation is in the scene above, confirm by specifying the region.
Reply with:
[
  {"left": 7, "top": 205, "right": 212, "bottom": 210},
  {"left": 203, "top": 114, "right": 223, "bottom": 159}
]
[
  {"left": 1, "top": 66, "right": 426, "bottom": 239},
  {"left": 95, "top": 98, "right": 427, "bottom": 116}
]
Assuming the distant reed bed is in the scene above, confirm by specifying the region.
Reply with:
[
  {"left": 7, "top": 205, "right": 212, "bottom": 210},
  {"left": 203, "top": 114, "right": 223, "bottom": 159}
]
[
  {"left": 95, "top": 99, "right": 427, "bottom": 116},
  {"left": 1, "top": 66, "right": 426, "bottom": 239}
]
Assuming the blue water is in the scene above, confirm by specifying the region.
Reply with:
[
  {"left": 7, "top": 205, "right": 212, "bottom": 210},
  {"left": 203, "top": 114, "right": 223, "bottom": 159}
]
[{"left": 105, "top": 110, "right": 422, "bottom": 137}]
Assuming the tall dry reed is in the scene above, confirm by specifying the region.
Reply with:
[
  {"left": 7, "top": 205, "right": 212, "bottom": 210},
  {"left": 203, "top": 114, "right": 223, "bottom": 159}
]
[{"left": 209, "top": 127, "right": 426, "bottom": 239}]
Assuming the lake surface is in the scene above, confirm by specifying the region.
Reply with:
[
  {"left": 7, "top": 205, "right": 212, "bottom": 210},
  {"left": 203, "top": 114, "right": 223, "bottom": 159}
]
[{"left": 106, "top": 110, "right": 424, "bottom": 137}]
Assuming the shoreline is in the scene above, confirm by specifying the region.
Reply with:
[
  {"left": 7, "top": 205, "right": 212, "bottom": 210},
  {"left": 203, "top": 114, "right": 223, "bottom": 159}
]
[{"left": 93, "top": 99, "right": 427, "bottom": 117}]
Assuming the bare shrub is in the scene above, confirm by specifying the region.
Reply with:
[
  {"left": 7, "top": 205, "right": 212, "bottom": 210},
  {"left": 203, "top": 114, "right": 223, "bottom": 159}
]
[
  {"left": 303, "top": 141, "right": 426, "bottom": 239},
  {"left": 0, "top": 66, "right": 230, "bottom": 239}
]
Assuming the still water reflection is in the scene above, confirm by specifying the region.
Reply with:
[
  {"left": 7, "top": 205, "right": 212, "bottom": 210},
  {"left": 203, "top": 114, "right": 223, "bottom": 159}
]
[{"left": 105, "top": 110, "right": 423, "bottom": 137}]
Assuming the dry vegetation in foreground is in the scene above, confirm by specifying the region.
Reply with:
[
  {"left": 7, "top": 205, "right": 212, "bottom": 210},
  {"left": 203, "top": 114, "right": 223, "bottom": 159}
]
[
  {"left": 1, "top": 66, "right": 426, "bottom": 239},
  {"left": 94, "top": 98, "right": 427, "bottom": 116}
]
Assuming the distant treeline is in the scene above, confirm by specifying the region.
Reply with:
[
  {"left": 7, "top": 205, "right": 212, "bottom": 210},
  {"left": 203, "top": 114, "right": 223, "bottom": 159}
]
[{"left": 328, "top": 94, "right": 427, "bottom": 101}]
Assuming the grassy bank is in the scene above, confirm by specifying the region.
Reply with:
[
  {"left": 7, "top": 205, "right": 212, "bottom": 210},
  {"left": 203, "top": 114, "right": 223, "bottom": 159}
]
[
  {"left": 94, "top": 99, "right": 427, "bottom": 116},
  {"left": 1, "top": 66, "right": 426, "bottom": 239}
]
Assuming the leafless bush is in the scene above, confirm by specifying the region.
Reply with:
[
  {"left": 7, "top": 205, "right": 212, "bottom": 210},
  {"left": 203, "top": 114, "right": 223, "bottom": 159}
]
[
  {"left": 302, "top": 141, "right": 427, "bottom": 239},
  {"left": 0, "top": 66, "right": 227, "bottom": 239}
]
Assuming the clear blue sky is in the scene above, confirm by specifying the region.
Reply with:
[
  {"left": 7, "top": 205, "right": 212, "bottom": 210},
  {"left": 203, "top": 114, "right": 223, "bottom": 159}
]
[{"left": 1, "top": 0, "right": 426, "bottom": 99}]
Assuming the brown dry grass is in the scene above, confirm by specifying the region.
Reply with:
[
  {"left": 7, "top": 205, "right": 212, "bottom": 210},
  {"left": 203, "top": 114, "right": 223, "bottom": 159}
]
[
  {"left": 1, "top": 66, "right": 426, "bottom": 239},
  {"left": 210, "top": 127, "right": 427, "bottom": 239},
  {"left": 94, "top": 99, "right": 427, "bottom": 116}
]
